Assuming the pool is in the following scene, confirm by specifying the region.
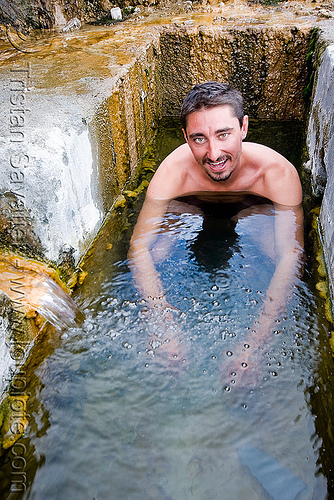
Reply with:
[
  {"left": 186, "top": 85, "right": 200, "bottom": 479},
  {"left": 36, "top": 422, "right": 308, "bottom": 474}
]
[{"left": 1, "top": 119, "right": 333, "bottom": 499}]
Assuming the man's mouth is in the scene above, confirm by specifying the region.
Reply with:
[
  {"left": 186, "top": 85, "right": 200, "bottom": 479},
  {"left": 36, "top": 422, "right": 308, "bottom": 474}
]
[{"left": 205, "top": 156, "right": 230, "bottom": 172}]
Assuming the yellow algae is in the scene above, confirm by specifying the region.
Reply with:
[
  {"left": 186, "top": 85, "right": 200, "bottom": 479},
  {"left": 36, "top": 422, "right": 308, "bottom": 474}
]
[
  {"left": 309, "top": 211, "right": 334, "bottom": 350},
  {"left": 67, "top": 269, "right": 88, "bottom": 289},
  {"left": 325, "top": 300, "right": 333, "bottom": 324},
  {"left": 113, "top": 194, "right": 127, "bottom": 209},
  {"left": 329, "top": 333, "right": 334, "bottom": 356},
  {"left": 0, "top": 395, "right": 29, "bottom": 452},
  {"left": 316, "top": 280, "right": 329, "bottom": 300},
  {"left": 123, "top": 190, "right": 140, "bottom": 198},
  {"left": 124, "top": 179, "right": 150, "bottom": 198},
  {"left": 316, "top": 250, "right": 328, "bottom": 278}
]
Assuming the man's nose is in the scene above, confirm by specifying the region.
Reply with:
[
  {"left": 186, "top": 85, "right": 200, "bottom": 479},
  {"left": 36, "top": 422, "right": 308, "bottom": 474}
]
[{"left": 207, "top": 139, "right": 221, "bottom": 161}]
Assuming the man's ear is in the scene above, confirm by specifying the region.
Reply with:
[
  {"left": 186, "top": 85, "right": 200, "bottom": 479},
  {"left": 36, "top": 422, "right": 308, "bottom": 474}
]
[
  {"left": 182, "top": 128, "right": 188, "bottom": 143},
  {"left": 241, "top": 115, "right": 249, "bottom": 140}
]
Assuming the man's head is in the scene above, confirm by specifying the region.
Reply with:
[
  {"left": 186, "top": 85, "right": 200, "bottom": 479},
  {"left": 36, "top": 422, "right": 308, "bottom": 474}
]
[
  {"left": 180, "top": 82, "right": 248, "bottom": 182},
  {"left": 180, "top": 81, "right": 244, "bottom": 132}
]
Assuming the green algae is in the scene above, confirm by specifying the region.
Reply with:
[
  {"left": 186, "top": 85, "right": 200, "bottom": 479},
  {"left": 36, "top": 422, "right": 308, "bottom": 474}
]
[
  {"left": 303, "top": 28, "right": 318, "bottom": 104},
  {"left": 308, "top": 207, "right": 334, "bottom": 354}
]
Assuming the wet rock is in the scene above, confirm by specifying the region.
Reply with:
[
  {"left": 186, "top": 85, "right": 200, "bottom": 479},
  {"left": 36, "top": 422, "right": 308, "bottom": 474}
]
[
  {"left": 184, "top": 1, "right": 193, "bottom": 11},
  {"left": 110, "top": 6, "right": 122, "bottom": 19},
  {"left": 307, "top": 27, "right": 334, "bottom": 300},
  {"left": 0, "top": 192, "right": 44, "bottom": 258},
  {"left": 61, "top": 17, "right": 82, "bottom": 31},
  {"left": 317, "top": 8, "right": 334, "bottom": 17}
]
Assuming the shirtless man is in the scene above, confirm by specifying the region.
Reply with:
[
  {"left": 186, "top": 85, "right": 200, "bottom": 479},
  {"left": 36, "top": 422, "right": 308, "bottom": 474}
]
[{"left": 128, "top": 81, "right": 304, "bottom": 382}]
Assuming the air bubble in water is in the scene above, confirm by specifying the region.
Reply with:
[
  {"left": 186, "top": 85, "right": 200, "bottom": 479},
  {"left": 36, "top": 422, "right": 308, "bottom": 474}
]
[
  {"left": 241, "top": 362, "right": 248, "bottom": 368},
  {"left": 220, "top": 330, "right": 236, "bottom": 340},
  {"left": 224, "top": 385, "right": 231, "bottom": 392},
  {"left": 211, "top": 285, "right": 219, "bottom": 291},
  {"left": 122, "top": 341, "right": 133, "bottom": 349},
  {"left": 226, "top": 351, "right": 233, "bottom": 357},
  {"left": 244, "top": 344, "right": 250, "bottom": 349}
]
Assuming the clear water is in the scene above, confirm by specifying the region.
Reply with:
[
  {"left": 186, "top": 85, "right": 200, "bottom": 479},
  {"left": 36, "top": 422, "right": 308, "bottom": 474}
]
[{"left": 1, "top": 119, "right": 333, "bottom": 499}]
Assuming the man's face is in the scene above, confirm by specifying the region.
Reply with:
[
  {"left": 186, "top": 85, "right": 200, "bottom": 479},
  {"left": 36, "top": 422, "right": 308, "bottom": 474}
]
[{"left": 183, "top": 105, "right": 248, "bottom": 182}]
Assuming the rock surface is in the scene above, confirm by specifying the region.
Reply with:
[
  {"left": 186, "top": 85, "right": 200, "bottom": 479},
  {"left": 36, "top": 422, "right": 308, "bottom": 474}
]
[{"left": 307, "top": 21, "right": 334, "bottom": 300}]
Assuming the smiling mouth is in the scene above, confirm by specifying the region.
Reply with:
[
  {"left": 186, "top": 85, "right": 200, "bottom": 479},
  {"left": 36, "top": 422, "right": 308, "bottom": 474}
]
[{"left": 205, "top": 156, "right": 230, "bottom": 172}]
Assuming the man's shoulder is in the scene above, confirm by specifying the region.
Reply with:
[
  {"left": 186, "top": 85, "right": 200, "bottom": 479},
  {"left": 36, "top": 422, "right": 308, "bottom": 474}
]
[
  {"left": 147, "top": 144, "right": 192, "bottom": 200},
  {"left": 243, "top": 142, "right": 302, "bottom": 206},
  {"left": 243, "top": 142, "right": 286, "bottom": 163},
  {"left": 163, "top": 143, "right": 193, "bottom": 165}
]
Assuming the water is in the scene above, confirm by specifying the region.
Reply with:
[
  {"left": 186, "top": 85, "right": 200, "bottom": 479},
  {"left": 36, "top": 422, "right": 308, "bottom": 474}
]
[{"left": 1, "top": 119, "right": 333, "bottom": 499}]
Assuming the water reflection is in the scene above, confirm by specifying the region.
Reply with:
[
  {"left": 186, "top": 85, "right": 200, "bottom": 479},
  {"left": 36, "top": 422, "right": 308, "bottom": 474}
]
[
  {"left": 6, "top": 200, "right": 324, "bottom": 498},
  {"left": 0, "top": 120, "right": 333, "bottom": 498}
]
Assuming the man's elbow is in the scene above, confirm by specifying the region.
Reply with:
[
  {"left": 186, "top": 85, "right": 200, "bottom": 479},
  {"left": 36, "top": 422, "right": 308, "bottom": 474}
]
[
  {"left": 128, "top": 237, "right": 149, "bottom": 266},
  {"left": 277, "top": 245, "right": 305, "bottom": 275}
]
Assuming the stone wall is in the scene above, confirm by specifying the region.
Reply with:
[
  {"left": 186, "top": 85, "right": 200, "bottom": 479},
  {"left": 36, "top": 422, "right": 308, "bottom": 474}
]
[
  {"left": 92, "top": 45, "right": 162, "bottom": 214},
  {"left": 0, "top": 0, "right": 164, "bottom": 31},
  {"left": 159, "top": 25, "right": 310, "bottom": 120},
  {"left": 307, "top": 21, "right": 334, "bottom": 301}
]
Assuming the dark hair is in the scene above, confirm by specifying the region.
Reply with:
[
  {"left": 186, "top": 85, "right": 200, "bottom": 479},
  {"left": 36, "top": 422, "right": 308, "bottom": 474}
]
[{"left": 180, "top": 81, "right": 244, "bottom": 130}]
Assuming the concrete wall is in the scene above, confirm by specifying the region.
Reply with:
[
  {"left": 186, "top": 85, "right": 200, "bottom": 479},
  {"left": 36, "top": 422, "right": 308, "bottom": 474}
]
[
  {"left": 0, "top": 29, "right": 161, "bottom": 265},
  {"left": 0, "top": 22, "right": 311, "bottom": 268}
]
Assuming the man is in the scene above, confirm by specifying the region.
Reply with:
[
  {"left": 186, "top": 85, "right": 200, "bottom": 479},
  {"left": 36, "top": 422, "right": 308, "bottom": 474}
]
[{"left": 128, "top": 81, "right": 304, "bottom": 384}]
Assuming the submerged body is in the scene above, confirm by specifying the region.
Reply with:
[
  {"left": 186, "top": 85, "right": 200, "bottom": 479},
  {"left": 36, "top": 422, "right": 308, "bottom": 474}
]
[{"left": 128, "top": 83, "right": 304, "bottom": 384}]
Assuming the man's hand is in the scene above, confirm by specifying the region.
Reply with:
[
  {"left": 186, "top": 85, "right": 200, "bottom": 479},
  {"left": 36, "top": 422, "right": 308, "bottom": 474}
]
[
  {"left": 221, "top": 334, "right": 265, "bottom": 391},
  {"left": 143, "top": 305, "right": 188, "bottom": 371}
]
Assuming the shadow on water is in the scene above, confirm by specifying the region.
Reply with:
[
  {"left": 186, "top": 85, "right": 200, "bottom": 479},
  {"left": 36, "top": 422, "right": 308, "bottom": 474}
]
[{"left": 0, "top": 119, "right": 333, "bottom": 499}]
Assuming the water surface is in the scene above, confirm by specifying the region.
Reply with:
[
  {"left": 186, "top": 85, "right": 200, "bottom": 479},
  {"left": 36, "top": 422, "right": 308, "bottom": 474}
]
[{"left": 1, "top": 119, "right": 333, "bottom": 499}]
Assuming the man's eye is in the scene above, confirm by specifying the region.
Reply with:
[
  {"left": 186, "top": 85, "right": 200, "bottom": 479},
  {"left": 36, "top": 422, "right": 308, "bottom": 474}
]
[
  {"left": 193, "top": 137, "right": 205, "bottom": 144},
  {"left": 219, "top": 133, "right": 228, "bottom": 139}
]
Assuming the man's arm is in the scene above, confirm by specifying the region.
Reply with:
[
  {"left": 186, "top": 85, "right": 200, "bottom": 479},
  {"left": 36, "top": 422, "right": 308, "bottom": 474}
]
[
  {"left": 128, "top": 190, "right": 189, "bottom": 366},
  {"left": 128, "top": 194, "right": 171, "bottom": 308},
  {"left": 253, "top": 202, "right": 304, "bottom": 339},
  {"left": 254, "top": 156, "right": 304, "bottom": 335},
  {"left": 223, "top": 153, "right": 304, "bottom": 387},
  {"left": 128, "top": 147, "right": 187, "bottom": 308},
  {"left": 224, "top": 201, "right": 304, "bottom": 388}
]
